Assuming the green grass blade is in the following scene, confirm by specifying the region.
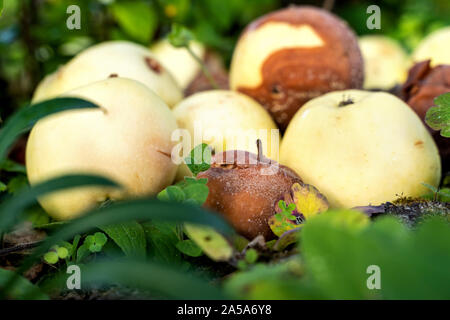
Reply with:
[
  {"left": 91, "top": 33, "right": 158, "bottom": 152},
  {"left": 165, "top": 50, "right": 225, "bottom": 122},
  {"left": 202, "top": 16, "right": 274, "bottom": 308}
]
[
  {"left": 44, "top": 259, "right": 227, "bottom": 299},
  {"left": 0, "top": 97, "right": 100, "bottom": 162},
  {"left": 0, "top": 174, "right": 120, "bottom": 233},
  {"left": 0, "top": 268, "right": 49, "bottom": 300}
]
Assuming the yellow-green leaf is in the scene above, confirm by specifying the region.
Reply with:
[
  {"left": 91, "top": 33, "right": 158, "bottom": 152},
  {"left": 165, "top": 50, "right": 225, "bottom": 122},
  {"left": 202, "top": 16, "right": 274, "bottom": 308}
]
[{"left": 184, "top": 223, "right": 233, "bottom": 261}]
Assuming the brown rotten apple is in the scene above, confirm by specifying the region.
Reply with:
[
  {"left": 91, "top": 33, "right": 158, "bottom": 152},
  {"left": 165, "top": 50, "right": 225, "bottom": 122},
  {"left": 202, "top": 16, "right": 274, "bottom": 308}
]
[
  {"left": 197, "top": 142, "right": 302, "bottom": 240},
  {"left": 401, "top": 60, "right": 450, "bottom": 169},
  {"left": 230, "top": 6, "right": 364, "bottom": 129}
]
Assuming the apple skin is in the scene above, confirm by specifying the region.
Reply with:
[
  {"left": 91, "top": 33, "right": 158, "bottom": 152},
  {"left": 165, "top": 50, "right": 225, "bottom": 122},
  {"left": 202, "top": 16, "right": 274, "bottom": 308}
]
[
  {"left": 32, "top": 41, "right": 183, "bottom": 108},
  {"left": 412, "top": 26, "right": 450, "bottom": 67},
  {"left": 172, "top": 90, "right": 278, "bottom": 179},
  {"left": 26, "top": 78, "right": 178, "bottom": 220},
  {"left": 197, "top": 150, "right": 302, "bottom": 240},
  {"left": 280, "top": 90, "right": 441, "bottom": 208},
  {"left": 229, "top": 6, "right": 363, "bottom": 129},
  {"left": 358, "top": 35, "right": 410, "bottom": 90},
  {"left": 151, "top": 39, "right": 205, "bottom": 90}
]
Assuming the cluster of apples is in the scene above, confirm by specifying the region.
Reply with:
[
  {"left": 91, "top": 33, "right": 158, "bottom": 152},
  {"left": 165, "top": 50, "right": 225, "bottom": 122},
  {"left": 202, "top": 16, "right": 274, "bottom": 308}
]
[{"left": 26, "top": 6, "right": 446, "bottom": 239}]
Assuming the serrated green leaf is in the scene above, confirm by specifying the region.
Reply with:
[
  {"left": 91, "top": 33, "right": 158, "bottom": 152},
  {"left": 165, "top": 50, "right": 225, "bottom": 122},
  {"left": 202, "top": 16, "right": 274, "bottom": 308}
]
[
  {"left": 100, "top": 221, "right": 146, "bottom": 259},
  {"left": 425, "top": 93, "right": 450, "bottom": 138},
  {"left": 176, "top": 239, "right": 203, "bottom": 257},
  {"left": 185, "top": 143, "right": 211, "bottom": 176},
  {"left": 183, "top": 183, "right": 209, "bottom": 206},
  {"left": 110, "top": 1, "right": 157, "bottom": 43},
  {"left": 157, "top": 185, "right": 185, "bottom": 202},
  {"left": 0, "top": 97, "right": 100, "bottom": 163},
  {"left": 184, "top": 224, "right": 233, "bottom": 261}
]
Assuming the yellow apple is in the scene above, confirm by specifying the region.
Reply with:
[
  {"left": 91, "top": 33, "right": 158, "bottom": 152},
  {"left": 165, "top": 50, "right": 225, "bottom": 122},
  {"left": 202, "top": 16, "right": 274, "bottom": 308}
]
[
  {"left": 412, "top": 26, "right": 450, "bottom": 66},
  {"left": 358, "top": 35, "right": 410, "bottom": 89},
  {"left": 280, "top": 90, "right": 441, "bottom": 208},
  {"left": 32, "top": 41, "right": 183, "bottom": 107},
  {"left": 151, "top": 39, "right": 205, "bottom": 90},
  {"left": 172, "top": 90, "right": 278, "bottom": 179},
  {"left": 26, "top": 78, "right": 178, "bottom": 220}
]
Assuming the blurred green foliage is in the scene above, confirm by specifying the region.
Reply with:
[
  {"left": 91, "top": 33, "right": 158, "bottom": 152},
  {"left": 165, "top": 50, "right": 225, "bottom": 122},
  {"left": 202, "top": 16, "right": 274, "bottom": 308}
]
[{"left": 226, "top": 210, "right": 450, "bottom": 299}]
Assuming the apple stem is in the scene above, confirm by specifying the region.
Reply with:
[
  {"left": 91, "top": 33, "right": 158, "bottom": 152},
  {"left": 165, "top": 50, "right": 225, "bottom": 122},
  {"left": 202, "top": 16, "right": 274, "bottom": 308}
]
[
  {"left": 256, "top": 139, "right": 263, "bottom": 161},
  {"left": 338, "top": 95, "right": 354, "bottom": 107}
]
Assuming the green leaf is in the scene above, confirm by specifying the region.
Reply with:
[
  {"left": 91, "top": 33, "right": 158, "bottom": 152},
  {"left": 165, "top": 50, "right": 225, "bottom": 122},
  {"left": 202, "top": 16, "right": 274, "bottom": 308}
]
[
  {"left": 94, "top": 232, "right": 107, "bottom": 246},
  {"left": 422, "top": 182, "right": 439, "bottom": 194},
  {"left": 168, "top": 23, "right": 194, "bottom": 48},
  {"left": 183, "top": 183, "right": 209, "bottom": 206},
  {"left": 157, "top": 185, "right": 185, "bottom": 202},
  {"left": 184, "top": 224, "right": 233, "bottom": 261},
  {"left": 425, "top": 93, "right": 450, "bottom": 138},
  {"left": 176, "top": 239, "right": 203, "bottom": 257},
  {"left": 6, "top": 174, "right": 28, "bottom": 194},
  {"left": 76, "top": 243, "right": 90, "bottom": 263},
  {"left": 100, "top": 221, "right": 146, "bottom": 259},
  {"left": 0, "top": 97, "right": 100, "bottom": 162},
  {"left": 0, "top": 268, "right": 48, "bottom": 300},
  {"left": 0, "top": 181, "right": 6, "bottom": 192},
  {"left": 184, "top": 143, "right": 211, "bottom": 176},
  {"left": 110, "top": 1, "right": 157, "bottom": 43},
  {"left": 56, "top": 247, "right": 69, "bottom": 259},
  {"left": 245, "top": 248, "right": 258, "bottom": 264},
  {"left": 0, "top": 159, "right": 26, "bottom": 174},
  {"left": 0, "top": 174, "right": 119, "bottom": 234},
  {"left": 44, "top": 251, "right": 59, "bottom": 264},
  {"left": 143, "top": 221, "right": 183, "bottom": 264},
  {"left": 84, "top": 232, "right": 107, "bottom": 253},
  {"left": 300, "top": 212, "right": 450, "bottom": 299},
  {"left": 225, "top": 261, "right": 310, "bottom": 300}
]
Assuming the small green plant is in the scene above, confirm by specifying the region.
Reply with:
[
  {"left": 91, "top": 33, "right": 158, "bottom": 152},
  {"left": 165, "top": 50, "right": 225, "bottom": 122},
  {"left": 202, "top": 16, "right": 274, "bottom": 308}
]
[
  {"left": 425, "top": 93, "right": 450, "bottom": 138},
  {"left": 43, "top": 232, "right": 108, "bottom": 265},
  {"left": 168, "top": 24, "right": 218, "bottom": 89}
]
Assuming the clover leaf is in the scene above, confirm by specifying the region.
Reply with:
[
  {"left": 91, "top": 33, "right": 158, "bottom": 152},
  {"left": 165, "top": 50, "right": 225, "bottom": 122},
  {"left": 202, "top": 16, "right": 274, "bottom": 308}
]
[{"left": 425, "top": 93, "right": 450, "bottom": 138}]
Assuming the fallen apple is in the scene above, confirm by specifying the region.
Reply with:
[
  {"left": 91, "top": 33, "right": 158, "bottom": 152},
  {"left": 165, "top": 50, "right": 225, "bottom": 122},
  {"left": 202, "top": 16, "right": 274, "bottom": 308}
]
[
  {"left": 358, "top": 35, "right": 410, "bottom": 90},
  {"left": 26, "top": 77, "right": 178, "bottom": 220},
  {"left": 197, "top": 144, "right": 303, "bottom": 240},
  {"left": 229, "top": 5, "right": 363, "bottom": 129},
  {"left": 32, "top": 41, "right": 183, "bottom": 108},
  {"left": 280, "top": 90, "right": 441, "bottom": 208},
  {"left": 151, "top": 39, "right": 205, "bottom": 90},
  {"left": 172, "top": 90, "right": 278, "bottom": 179},
  {"left": 412, "top": 26, "right": 450, "bottom": 66}
]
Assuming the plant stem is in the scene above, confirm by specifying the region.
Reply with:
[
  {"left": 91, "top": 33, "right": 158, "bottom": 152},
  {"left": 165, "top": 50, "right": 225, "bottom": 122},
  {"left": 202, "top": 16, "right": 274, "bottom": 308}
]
[
  {"left": 186, "top": 46, "right": 219, "bottom": 90},
  {"left": 0, "top": 241, "right": 42, "bottom": 256}
]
